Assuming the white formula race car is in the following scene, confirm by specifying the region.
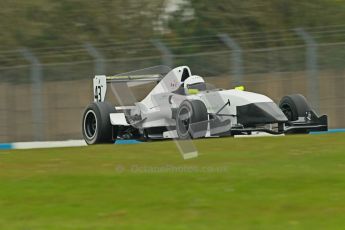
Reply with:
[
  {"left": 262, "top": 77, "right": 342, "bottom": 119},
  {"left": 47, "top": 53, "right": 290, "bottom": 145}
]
[{"left": 82, "top": 66, "right": 328, "bottom": 144}]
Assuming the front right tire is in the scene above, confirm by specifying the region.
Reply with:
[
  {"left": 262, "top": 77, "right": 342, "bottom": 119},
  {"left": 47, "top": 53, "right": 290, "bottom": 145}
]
[{"left": 176, "top": 100, "right": 208, "bottom": 139}]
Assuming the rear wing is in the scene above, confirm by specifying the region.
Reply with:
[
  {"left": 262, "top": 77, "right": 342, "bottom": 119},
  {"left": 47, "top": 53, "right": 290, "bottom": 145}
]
[{"left": 93, "top": 74, "right": 163, "bottom": 102}]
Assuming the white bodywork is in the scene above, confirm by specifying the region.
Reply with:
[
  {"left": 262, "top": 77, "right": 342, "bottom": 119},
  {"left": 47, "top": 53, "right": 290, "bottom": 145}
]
[
  {"left": 93, "top": 66, "right": 273, "bottom": 131},
  {"left": 110, "top": 113, "right": 129, "bottom": 126}
]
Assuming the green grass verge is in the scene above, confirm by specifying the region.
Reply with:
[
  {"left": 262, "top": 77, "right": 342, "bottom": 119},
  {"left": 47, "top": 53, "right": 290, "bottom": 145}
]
[{"left": 1, "top": 134, "right": 345, "bottom": 230}]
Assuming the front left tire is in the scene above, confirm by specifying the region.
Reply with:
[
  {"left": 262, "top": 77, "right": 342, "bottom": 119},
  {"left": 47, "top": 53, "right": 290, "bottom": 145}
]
[
  {"left": 82, "top": 102, "right": 116, "bottom": 144},
  {"left": 279, "top": 94, "right": 311, "bottom": 121},
  {"left": 279, "top": 94, "right": 312, "bottom": 134}
]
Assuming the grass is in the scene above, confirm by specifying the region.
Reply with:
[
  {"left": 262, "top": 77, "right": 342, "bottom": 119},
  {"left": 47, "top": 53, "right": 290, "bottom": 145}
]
[{"left": 1, "top": 133, "right": 345, "bottom": 229}]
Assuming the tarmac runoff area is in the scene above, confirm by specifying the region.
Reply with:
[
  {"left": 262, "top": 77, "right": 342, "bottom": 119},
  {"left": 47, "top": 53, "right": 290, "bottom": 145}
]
[{"left": 0, "top": 129, "right": 344, "bottom": 150}]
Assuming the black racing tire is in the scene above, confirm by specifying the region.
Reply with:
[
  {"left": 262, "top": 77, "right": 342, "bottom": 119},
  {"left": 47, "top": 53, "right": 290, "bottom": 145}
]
[
  {"left": 279, "top": 94, "right": 311, "bottom": 121},
  {"left": 176, "top": 100, "right": 208, "bottom": 139},
  {"left": 82, "top": 102, "right": 116, "bottom": 145}
]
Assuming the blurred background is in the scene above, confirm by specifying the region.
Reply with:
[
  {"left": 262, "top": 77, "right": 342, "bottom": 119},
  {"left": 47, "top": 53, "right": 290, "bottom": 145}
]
[{"left": 0, "top": 0, "right": 344, "bottom": 142}]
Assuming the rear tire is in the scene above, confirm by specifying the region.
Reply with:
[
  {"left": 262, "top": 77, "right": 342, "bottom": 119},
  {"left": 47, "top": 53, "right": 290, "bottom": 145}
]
[
  {"left": 82, "top": 102, "right": 116, "bottom": 144},
  {"left": 176, "top": 100, "right": 208, "bottom": 139}
]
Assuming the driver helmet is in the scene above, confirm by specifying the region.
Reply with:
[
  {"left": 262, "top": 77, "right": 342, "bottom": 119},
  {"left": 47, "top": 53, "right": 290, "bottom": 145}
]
[{"left": 184, "top": 75, "right": 206, "bottom": 94}]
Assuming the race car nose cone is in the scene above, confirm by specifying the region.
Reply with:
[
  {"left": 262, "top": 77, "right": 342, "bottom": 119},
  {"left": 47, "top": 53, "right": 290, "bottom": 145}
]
[{"left": 237, "top": 102, "right": 288, "bottom": 126}]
